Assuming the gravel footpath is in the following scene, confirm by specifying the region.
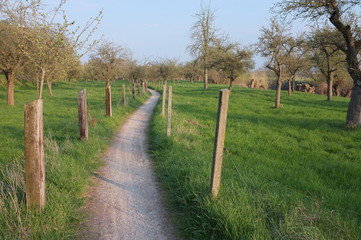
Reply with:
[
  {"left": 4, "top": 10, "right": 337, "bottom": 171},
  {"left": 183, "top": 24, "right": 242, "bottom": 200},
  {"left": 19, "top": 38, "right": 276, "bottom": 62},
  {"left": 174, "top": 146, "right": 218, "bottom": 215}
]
[{"left": 81, "top": 89, "right": 177, "bottom": 240}]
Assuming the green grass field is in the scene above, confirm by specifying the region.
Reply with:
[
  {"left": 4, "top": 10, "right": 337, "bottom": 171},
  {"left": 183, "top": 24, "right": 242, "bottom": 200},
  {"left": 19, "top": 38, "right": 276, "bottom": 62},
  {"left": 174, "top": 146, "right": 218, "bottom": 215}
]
[
  {"left": 0, "top": 80, "right": 149, "bottom": 239},
  {"left": 149, "top": 82, "right": 361, "bottom": 239}
]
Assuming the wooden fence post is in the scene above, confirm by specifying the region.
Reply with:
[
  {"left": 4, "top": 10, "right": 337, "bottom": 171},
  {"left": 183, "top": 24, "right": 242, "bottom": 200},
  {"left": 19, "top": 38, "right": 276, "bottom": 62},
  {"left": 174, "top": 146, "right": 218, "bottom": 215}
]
[
  {"left": 210, "top": 89, "right": 230, "bottom": 198},
  {"left": 78, "top": 89, "right": 88, "bottom": 140},
  {"left": 122, "top": 84, "right": 126, "bottom": 106},
  {"left": 162, "top": 84, "right": 167, "bottom": 117},
  {"left": 142, "top": 81, "right": 146, "bottom": 94},
  {"left": 167, "top": 86, "right": 172, "bottom": 136},
  {"left": 24, "top": 99, "right": 45, "bottom": 210},
  {"left": 106, "top": 85, "right": 112, "bottom": 117}
]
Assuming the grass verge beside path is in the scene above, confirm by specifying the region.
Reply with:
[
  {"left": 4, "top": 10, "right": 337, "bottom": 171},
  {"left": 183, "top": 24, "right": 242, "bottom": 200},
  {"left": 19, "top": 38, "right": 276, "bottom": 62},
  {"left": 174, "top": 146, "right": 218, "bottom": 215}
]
[
  {"left": 149, "top": 81, "right": 361, "bottom": 239},
  {"left": 0, "top": 80, "right": 149, "bottom": 239}
]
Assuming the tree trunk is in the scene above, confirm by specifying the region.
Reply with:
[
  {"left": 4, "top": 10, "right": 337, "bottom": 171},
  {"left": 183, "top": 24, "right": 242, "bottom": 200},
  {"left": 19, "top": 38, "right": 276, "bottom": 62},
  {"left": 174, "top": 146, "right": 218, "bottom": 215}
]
[
  {"left": 346, "top": 86, "right": 361, "bottom": 127},
  {"left": 38, "top": 69, "right": 46, "bottom": 99},
  {"left": 326, "top": 55, "right": 334, "bottom": 101},
  {"left": 5, "top": 71, "right": 15, "bottom": 106},
  {"left": 46, "top": 80, "right": 53, "bottom": 97},
  {"left": 329, "top": 7, "right": 361, "bottom": 126},
  {"left": 291, "top": 79, "right": 295, "bottom": 91},
  {"left": 335, "top": 85, "right": 341, "bottom": 97},
  {"left": 204, "top": 67, "right": 208, "bottom": 89},
  {"left": 250, "top": 79, "right": 255, "bottom": 88},
  {"left": 327, "top": 70, "right": 334, "bottom": 101},
  {"left": 288, "top": 79, "right": 292, "bottom": 96},
  {"left": 36, "top": 72, "right": 40, "bottom": 90},
  {"left": 132, "top": 82, "right": 135, "bottom": 99},
  {"left": 229, "top": 79, "right": 233, "bottom": 91},
  {"left": 275, "top": 79, "right": 282, "bottom": 108},
  {"left": 105, "top": 84, "right": 112, "bottom": 117}
]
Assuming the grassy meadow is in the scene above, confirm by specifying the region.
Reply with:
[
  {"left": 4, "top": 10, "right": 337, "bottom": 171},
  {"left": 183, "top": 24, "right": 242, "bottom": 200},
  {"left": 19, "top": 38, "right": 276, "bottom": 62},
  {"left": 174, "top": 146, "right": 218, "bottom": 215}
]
[
  {"left": 0, "top": 80, "right": 149, "bottom": 239},
  {"left": 149, "top": 81, "right": 361, "bottom": 239}
]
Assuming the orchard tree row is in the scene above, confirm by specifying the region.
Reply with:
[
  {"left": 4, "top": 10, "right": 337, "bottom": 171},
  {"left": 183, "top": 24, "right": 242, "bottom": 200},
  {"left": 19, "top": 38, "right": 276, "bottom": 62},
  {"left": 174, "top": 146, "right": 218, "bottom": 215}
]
[
  {"left": 0, "top": 0, "right": 101, "bottom": 105},
  {"left": 2, "top": 0, "right": 361, "bottom": 127},
  {"left": 188, "top": 1, "right": 361, "bottom": 127}
]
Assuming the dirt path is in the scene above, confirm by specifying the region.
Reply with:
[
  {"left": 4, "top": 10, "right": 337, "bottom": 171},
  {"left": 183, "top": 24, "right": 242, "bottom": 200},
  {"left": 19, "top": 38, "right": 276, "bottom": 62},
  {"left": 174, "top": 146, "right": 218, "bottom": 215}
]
[{"left": 82, "top": 90, "right": 177, "bottom": 240}]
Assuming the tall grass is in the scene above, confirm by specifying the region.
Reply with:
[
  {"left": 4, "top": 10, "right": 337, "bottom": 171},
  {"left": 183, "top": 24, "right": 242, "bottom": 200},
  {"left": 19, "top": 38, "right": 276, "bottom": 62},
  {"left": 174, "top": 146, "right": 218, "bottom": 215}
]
[
  {"left": 149, "top": 81, "right": 361, "bottom": 239},
  {"left": 0, "top": 80, "right": 149, "bottom": 239}
]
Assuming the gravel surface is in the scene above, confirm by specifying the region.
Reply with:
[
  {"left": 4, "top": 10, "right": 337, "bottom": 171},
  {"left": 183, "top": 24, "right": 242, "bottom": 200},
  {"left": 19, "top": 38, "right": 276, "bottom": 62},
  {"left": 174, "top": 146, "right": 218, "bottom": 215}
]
[{"left": 82, "top": 89, "right": 177, "bottom": 240}]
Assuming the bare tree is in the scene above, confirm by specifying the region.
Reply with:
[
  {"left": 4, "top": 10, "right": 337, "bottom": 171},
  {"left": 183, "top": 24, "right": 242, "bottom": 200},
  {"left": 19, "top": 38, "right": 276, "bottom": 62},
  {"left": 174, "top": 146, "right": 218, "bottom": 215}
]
[
  {"left": 284, "top": 36, "right": 310, "bottom": 95},
  {"left": 308, "top": 27, "right": 344, "bottom": 101},
  {"left": 276, "top": 0, "right": 361, "bottom": 126},
  {"left": 88, "top": 40, "right": 130, "bottom": 116},
  {"left": 182, "top": 61, "right": 201, "bottom": 83},
  {"left": 257, "top": 19, "right": 294, "bottom": 108},
  {"left": 155, "top": 58, "right": 178, "bottom": 85},
  {"left": 88, "top": 41, "right": 130, "bottom": 85},
  {"left": 187, "top": 2, "right": 218, "bottom": 90},
  {"left": 209, "top": 41, "right": 254, "bottom": 91}
]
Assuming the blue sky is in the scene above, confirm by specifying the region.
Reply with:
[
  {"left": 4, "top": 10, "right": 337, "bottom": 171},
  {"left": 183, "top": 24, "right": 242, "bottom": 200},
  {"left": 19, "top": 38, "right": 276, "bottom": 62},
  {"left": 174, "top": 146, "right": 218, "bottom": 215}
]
[{"left": 47, "top": 0, "right": 283, "bottom": 67}]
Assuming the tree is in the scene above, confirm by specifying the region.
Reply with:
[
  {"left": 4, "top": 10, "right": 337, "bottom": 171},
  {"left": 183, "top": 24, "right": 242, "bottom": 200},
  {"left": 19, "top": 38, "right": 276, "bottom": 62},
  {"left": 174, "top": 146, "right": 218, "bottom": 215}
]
[
  {"left": 182, "top": 61, "right": 201, "bottom": 83},
  {"left": 276, "top": 0, "right": 361, "bottom": 126},
  {"left": 308, "top": 27, "right": 344, "bottom": 101},
  {"left": 0, "top": 0, "right": 38, "bottom": 105},
  {"left": 188, "top": 2, "right": 218, "bottom": 90},
  {"left": 209, "top": 41, "right": 254, "bottom": 91},
  {"left": 0, "top": 21, "right": 27, "bottom": 105},
  {"left": 284, "top": 36, "right": 310, "bottom": 95},
  {"left": 257, "top": 19, "right": 294, "bottom": 108},
  {"left": 8, "top": 0, "right": 102, "bottom": 99},
  {"left": 155, "top": 58, "right": 177, "bottom": 85},
  {"left": 88, "top": 40, "right": 130, "bottom": 116},
  {"left": 88, "top": 41, "right": 130, "bottom": 85}
]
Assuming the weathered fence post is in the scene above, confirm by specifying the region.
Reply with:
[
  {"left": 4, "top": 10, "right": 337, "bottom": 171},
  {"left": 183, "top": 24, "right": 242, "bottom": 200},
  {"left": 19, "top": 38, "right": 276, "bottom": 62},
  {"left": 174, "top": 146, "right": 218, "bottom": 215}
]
[
  {"left": 142, "top": 81, "right": 146, "bottom": 94},
  {"left": 24, "top": 99, "right": 45, "bottom": 210},
  {"left": 167, "top": 86, "right": 173, "bottom": 136},
  {"left": 106, "top": 85, "right": 112, "bottom": 117},
  {"left": 162, "top": 84, "right": 167, "bottom": 117},
  {"left": 210, "top": 89, "right": 230, "bottom": 198},
  {"left": 78, "top": 89, "right": 88, "bottom": 140},
  {"left": 122, "top": 84, "right": 126, "bottom": 106}
]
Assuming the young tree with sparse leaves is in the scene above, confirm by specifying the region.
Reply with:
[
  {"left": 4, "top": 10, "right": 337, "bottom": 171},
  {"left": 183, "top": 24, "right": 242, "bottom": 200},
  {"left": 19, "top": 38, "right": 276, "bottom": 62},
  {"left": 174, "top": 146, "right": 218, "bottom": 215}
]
[
  {"left": 308, "top": 27, "right": 344, "bottom": 101},
  {"left": 187, "top": 2, "right": 219, "bottom": 90},
  {"left": 88, "top": 40, "right": 130, "bottom": 116},
  {"left": 209, "top": 41, "right": 254, "bottom": 91},
  {"left": 257, "top": 19, "right": 295, "bottom": 108},
  {"left": 284, "top": 36, "right": 310, "bottom": 95}
]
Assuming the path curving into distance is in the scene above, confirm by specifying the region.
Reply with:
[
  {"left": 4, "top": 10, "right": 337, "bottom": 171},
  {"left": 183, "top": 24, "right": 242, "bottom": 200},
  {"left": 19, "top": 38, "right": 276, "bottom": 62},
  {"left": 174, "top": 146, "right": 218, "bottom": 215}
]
[{"left": 82, "top": 89, "right": 177, "bottom": 240}]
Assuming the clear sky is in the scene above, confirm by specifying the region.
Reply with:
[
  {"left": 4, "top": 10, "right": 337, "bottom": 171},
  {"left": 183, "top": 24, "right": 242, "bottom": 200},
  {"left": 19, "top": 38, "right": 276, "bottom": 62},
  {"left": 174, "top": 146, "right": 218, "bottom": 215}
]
[{"left": 47, "top": 0, "right": 282, "bottom": 67}]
